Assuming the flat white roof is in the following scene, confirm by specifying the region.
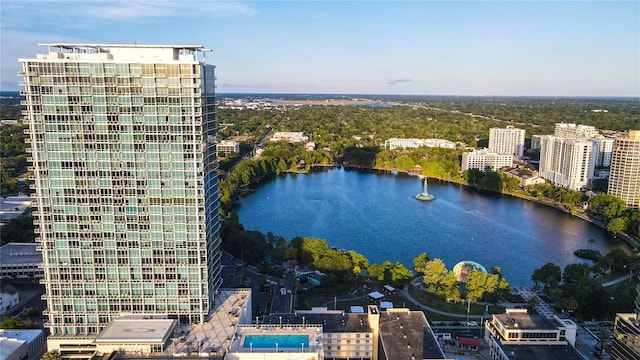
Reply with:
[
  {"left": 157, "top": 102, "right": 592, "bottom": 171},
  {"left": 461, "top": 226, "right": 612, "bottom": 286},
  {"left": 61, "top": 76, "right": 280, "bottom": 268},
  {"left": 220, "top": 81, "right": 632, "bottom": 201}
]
[
  {"left": 95, "top": 317, "right": 176, "bottom": 343},
  {"left": 39, "top": 43, "right": 209, "bottom": 51}
]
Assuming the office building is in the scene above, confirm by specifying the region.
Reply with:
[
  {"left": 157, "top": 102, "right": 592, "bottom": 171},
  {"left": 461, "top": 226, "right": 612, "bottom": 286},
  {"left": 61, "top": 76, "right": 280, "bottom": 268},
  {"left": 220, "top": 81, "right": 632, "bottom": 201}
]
[
  {"left": 484, "top": 309, "right": 581, "bottom": 360},
  {"left": 611, "top": 313, "right": 640, "bottom": 360},
  {"left": 488, "top": 126, "right": 525, "bottom": 157},
  {"left": 608, "top": 131, "right": 640, "bottom": 209},
  {"left": 19, "top": 44, "right": 221, "bottom": 349},
  {"left": 0, "top": 243, "right": 43, "bottom": 281},
  {"left": 538, "top": 136, "right": 596, "bottom": 191},
  {"left": 461, "top": 149, "right": 513, "bottom": 172}
]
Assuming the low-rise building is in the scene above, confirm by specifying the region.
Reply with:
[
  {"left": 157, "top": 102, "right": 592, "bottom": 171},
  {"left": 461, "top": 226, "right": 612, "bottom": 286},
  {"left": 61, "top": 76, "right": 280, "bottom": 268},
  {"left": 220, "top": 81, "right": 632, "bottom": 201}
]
[
  {"left": 484, "top": 309, "right": 581, "bottom": 360},
  {"left": 0, "top": 329, "right": 46, "bottom": 360},
  {"left": 461, "top": 149, "right": 513, "bottom": 172},
  {"left": 0, "top": 243, "right": 43, "bottom": 281},
  {"left": 0, "top": 284, "right": 20, "bottom": 314},
  {"left": 384, "top": 138, "right": 456, "bottom": 150},
  {"left": 218, "top": 139, "right": 240, "bottom": 157},
  {"left": 270, "top": 132, "right": 309, "bottom": 143}
]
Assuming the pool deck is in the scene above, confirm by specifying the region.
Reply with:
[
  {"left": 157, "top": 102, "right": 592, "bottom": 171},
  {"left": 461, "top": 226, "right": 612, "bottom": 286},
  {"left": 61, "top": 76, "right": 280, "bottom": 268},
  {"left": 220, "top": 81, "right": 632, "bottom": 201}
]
[{"left": 227, "top": 324, "right": 324, "bottom": 355}]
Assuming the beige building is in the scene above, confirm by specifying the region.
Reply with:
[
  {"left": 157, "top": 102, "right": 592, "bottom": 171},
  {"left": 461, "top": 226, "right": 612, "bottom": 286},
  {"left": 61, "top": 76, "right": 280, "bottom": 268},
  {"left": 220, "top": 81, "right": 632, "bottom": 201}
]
[
  {"left": 484, "top": 309, "right": 581, "bottom": 360},
  {"left": 607, "top": 131, "right": 640, "bottom": 209},
  {"left": 217, "top": 139, "right": 240, "bottom": 157}
]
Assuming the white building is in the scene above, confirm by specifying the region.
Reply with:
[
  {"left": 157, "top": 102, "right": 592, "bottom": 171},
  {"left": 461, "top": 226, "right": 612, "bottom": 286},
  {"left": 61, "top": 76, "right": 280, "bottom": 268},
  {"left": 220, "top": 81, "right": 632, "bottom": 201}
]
[
  {"left": 554, "top": 123, "right": 600, "bottom": 139},
  {"left": 593, "top": 137, "right": 614, "bottom": 167},
  {"left": 270, "top": 132, "right": 309, "bottom": 143},
  {"left": 384, "top": 138, "right": 456, "bottom": 150},
  {"left": 461, "top": 149, "right": 513, "bottom": 172},
  {"left": 19, "top": 43, "right": 221, "bottom": 352},
  {"left": 484, "top": 309, "right": 581, "bottom": 360},
  {"left": 0, "top": 243, "right": 43, "bottom": 281},
  {"left": 488, "top": 126, "right": 525, "bottom": 157},
  {"left": 539, "top": 136, "right": 597, "bottom": 191},
  {"left": 0, "top": 329, "right": 47, "bottom": 360},
  {"left": 608, "top": 131, "right": 640, "bottom": 209},
  {"left": 217, "top": 139, "right": 240, "bottom": 157},
  {"left": 0, "top": 284, "right": 20, "bottom": 314}
]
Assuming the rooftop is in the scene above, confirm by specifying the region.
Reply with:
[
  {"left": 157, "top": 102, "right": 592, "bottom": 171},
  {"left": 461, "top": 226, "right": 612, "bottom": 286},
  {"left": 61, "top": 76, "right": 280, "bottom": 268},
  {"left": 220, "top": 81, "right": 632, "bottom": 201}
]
[
  {"left": 494, "top": 312, "right": 561, "bottom": 331},
  {"left": 379, "top": 308, "right": 444, "bottom": 360},
  {"left": 0, "top": 243, "right": 42, "bottom": 266},
  {"left": 96, "top": 316, "right": 175, "bottom": 343},
  {"left": 498, "top": 343, "right": 584, "bottom": 360}
]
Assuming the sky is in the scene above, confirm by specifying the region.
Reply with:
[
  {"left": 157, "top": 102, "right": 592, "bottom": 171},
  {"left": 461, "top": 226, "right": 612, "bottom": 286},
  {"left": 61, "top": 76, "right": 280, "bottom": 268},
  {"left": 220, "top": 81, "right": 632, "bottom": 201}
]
[{"left": 1, "top": 0, "right": 638, "bottom": 96}]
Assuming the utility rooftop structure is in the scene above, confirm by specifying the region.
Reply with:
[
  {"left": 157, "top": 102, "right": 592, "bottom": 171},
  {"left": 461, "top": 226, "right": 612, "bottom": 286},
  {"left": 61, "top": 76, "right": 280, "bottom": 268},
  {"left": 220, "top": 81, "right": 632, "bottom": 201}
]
[{"left": 19, "top": 43, "right": 220, "bottom": 353}]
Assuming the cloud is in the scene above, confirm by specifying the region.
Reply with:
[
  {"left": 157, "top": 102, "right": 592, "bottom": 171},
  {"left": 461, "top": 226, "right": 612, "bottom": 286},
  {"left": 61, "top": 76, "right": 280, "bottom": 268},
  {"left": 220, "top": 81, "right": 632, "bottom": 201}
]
[{"left": 386, "top": 79, "right": 413, "bottom": 85}]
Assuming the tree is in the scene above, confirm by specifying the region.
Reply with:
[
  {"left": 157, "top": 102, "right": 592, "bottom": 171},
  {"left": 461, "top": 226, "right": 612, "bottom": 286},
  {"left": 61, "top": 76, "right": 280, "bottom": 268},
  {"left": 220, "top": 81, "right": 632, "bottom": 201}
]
[
  {"left": 367, "top": 261, "right": 413, "bottom": 283},
  {"left": 607, "top": 217, "right": 628, "bottom": 234},
  {"left": 563, "top": 263, "right": 591, "bottom": 284},
  {"left": 41, "top": 351, "right": 61, "bottom": 360},
  {"left": 422, "top": 259, "right": 451, "bottom": 294},
  {"left": 531, "top": 263, "right": 561, "bottom": 289},
  {"left": 413, "top": 252, "right": 431, "bottom": 276},
  {"left": 0, "top": 316, "right": 24, "bottom": 329}
]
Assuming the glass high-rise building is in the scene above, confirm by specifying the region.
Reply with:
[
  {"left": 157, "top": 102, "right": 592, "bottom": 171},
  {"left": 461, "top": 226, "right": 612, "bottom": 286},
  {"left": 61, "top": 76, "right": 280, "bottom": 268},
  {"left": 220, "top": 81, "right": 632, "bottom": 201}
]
[{"left": 19, "top": 44, "right": 221, "bottom": 341}]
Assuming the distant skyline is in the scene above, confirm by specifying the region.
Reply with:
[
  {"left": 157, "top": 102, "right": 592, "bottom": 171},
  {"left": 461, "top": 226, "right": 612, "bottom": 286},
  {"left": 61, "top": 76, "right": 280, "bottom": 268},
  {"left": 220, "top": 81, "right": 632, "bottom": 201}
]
[{"left": 1, "top": 0, "right": 638, "bottom": 97}]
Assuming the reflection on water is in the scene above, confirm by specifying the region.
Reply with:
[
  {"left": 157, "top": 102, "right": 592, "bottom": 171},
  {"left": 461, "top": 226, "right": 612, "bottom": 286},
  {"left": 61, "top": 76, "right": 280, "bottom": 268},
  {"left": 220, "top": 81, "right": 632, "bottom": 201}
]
[{"left": 237, "top": 168, "right": 624, "bottom": 286}]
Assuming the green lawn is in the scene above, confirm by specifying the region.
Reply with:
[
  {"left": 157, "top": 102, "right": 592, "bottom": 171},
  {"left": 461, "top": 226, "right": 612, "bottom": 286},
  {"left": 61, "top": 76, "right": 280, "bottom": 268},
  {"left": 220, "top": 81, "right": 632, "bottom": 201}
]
[{"left": 408, "top": 286, "right": 504, "bottom": 317}]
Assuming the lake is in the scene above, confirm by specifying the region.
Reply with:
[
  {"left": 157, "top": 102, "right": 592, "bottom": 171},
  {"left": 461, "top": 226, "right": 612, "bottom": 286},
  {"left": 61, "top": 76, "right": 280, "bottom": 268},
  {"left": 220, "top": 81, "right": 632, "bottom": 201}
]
[{"left": 236, "top": 168, "right": 623, "bottom": 286}]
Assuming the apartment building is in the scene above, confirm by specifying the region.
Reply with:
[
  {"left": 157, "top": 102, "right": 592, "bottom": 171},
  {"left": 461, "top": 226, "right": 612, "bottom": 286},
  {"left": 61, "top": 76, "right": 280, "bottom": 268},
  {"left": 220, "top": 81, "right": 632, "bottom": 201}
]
[
  {"left": 538, "top": 136, "right": 597, "bottom": 191},
  {"left": 488, "top": 126, "right": 525, "bottom": 158},
  {"left": 607, "top": 131, "right": 640, "bottom": 209},
  {"left": 461, "top": 149, "right": 513, "bottom": 172},
  {"left": 611, "top": 313, "right": 640, "bottom": 360},
  {"left": 19, "top": 43, "right": 221, "bottom": 350},
  {"left": 384, "top": 138, "right": 456, "bottom": 150}
]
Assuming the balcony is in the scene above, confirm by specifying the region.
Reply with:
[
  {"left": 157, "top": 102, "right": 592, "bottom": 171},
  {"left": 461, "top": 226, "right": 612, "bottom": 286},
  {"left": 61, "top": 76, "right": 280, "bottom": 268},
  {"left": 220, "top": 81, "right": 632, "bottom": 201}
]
[{"left": 19, "top": 91, "right": 28, "bottom": 96}]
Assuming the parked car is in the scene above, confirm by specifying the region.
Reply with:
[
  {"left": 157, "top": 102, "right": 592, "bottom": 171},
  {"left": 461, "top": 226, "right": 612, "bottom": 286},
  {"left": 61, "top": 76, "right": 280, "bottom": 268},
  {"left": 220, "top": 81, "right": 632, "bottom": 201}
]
[{"left": 465, "top": 321, "right": 479, "bottom": 326}]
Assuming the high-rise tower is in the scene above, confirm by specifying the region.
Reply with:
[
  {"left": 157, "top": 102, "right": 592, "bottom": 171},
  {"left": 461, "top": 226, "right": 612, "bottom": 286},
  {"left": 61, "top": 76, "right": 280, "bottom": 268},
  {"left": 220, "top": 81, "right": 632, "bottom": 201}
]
[
  {"left": 488, "top": 126, "right": 525, "bottom": 157},
  {"left": 608, "top": 131, "right": 640, "bottom": 209},
  {"left": 19, "top": 44, "right": 221, "bottom": 344}
]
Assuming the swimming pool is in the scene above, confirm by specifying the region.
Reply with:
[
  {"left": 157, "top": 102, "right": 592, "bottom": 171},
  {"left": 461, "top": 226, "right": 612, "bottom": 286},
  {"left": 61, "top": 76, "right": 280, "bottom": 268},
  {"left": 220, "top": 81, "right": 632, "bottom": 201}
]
[{"left": 243, "top": 334, "right": 309, "bottom": 348}]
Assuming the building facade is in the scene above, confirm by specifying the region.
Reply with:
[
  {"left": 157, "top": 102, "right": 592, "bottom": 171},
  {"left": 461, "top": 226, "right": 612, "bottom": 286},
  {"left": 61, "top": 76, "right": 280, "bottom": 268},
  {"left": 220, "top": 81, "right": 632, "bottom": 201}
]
[
  {"left": 217, "top": 139, "right": 240, "bottom": 157},
  {"left": 538, "top": 136, "right": 596, "bottom": 191},
  {"left": 554, "top": 123, "right": 600, "bottom": 139},
  {"left": 19, "top": 44, "right": 221, "bottom": 345},
  {"left": 461, "top": 149, "right": 513, "bottom": 172},
  {"left": 384, "top": 138, "right": 455, "bottom": 150},
  {"left": 484, "top": 309, "right": 581, "bottom": 360},
  {"left": 488, "top": 126, "right": 525, "bottom": 158},
  {"left": 611, "top": 313, "right": 640, "bottom": 360},
  {"left": 607, "top": 131, "right": 640, "bottom": 209}
]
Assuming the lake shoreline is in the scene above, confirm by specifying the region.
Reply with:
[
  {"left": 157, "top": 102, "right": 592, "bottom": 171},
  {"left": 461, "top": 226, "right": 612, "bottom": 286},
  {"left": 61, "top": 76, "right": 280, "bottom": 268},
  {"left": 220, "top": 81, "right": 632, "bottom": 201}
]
[{"left": 305, "top": 164, "right": 640, "bottom": 249}]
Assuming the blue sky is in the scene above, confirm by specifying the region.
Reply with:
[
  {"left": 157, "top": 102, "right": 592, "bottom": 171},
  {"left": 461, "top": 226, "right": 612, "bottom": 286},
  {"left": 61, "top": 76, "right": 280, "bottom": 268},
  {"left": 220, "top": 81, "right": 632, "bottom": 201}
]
[{"left": 1, "top": 0, "right": 638, "bottom": 96}]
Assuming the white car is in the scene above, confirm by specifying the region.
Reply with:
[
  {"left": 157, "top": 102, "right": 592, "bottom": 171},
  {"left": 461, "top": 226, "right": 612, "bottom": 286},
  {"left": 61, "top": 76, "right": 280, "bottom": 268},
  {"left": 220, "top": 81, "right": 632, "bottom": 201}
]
[{"left": 465, "top": 321, "right": 479, "bottom": 326}]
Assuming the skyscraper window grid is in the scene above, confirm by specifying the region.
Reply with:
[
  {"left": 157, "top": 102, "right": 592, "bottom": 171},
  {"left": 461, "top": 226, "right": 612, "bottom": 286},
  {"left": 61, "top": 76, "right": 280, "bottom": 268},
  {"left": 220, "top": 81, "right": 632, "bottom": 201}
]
[{"left": 19, "top": 44, "right": 221, "bottom": 341}]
